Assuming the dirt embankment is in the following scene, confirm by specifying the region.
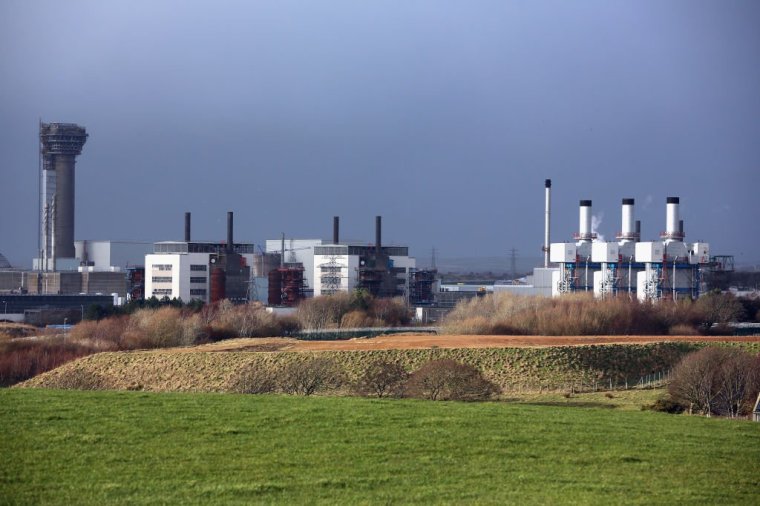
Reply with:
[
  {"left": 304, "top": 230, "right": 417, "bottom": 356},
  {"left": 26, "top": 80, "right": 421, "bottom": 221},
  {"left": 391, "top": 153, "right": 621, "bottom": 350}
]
[{"left": 21, "top": 336, "right": 759, "bottom": 393}]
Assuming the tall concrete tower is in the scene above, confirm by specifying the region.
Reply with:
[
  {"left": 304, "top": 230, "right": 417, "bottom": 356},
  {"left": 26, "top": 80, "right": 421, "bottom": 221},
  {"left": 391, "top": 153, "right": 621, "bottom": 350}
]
[{"left": 39, "top": 122, "right": 87, "bottom": 270}]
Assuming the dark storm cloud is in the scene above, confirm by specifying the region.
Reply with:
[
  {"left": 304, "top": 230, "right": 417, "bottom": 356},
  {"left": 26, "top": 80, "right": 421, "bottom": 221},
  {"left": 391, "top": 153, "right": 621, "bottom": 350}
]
[{"left": 1, "top": 1, "right": 759, "bottom": 268}]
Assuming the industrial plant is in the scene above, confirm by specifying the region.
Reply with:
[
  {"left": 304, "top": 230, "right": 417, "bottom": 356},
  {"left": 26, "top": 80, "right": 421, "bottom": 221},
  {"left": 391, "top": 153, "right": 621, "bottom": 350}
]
[
  {"left": 0, "top": 123, "right": 733, "bottom": 324},
  {"left": 144, "top": 212, "right": 254, "bottom": 305},
  {"left": 548, "top": 193, "right": 711, "bottom": 301}
]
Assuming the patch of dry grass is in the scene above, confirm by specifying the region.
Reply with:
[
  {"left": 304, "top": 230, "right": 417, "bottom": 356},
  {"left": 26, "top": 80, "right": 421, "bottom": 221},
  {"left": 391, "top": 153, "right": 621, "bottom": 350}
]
[{"left": 442, "top": 293, "right": 707, "bottom": 336}]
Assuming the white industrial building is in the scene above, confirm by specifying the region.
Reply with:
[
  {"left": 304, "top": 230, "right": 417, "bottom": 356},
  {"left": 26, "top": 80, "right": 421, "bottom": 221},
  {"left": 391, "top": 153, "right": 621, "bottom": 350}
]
[
  {"left": 548, "top": 194, "right": 710, "bottom": 301},
  {"left": 313, "top": 243, "right": 416, "bottom": 296},
  {"left": 75, "top": 240, "right": 152, "bottom": 270},
  {"left": 493, "top": 267, "right": 557, "bottom": 297},
  {"left": 145, "top": 242, "right": 255, "bottom": 303},
  {"left": 144, "top": 213, "right": 254, "bottom": 303}
]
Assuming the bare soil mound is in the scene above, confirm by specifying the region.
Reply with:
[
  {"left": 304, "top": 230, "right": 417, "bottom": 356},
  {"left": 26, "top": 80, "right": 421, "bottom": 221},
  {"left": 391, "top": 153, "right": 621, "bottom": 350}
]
[{"left": 21, "top": 338, "right": 759, "bottom": 394}]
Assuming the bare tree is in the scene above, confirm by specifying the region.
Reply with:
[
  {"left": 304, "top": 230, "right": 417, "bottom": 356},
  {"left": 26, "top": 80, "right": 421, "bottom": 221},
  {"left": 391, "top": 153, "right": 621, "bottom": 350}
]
[
  {"left": 669, "top": 348, "right": 724, "bottom": 415},
  {"left": 280, "top": 356, "right": 343, "bottom": 395},
  {"left": 696, "top": 291, "right": 745, "bottom": 331},
  {"left": 227, "top": 364, "right": 277, "bottom": 394},
  {"left": 405, "top": 359, "right": 499, "bottom": 401},
  {"left": 354, "top": 360, "right": 408, "bottom": 398},
  {"left": 669, "top": 347, "right": 760, "bottom": 417},
  {"left": 716, "top": 352, "right": 760, "bottom": 417}
]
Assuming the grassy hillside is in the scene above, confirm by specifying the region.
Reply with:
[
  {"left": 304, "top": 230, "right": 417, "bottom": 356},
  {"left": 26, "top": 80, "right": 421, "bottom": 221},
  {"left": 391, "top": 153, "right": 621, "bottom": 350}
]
[
  {"left": 2, "top": 389, "right": 759, "bottom": 504},
  {"left": 22, "top": 341, "right": 760, "bottom": 393}
]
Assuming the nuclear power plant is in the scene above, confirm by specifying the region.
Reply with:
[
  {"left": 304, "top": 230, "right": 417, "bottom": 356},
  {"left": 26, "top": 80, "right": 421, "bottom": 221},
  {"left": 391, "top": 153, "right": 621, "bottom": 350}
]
[{"left": 0, "top": 123, "right": 735, "bottom": 324}]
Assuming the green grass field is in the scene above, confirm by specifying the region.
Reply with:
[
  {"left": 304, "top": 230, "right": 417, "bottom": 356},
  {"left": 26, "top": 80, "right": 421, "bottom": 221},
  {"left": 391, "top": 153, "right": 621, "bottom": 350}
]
[{"left": 2, "top": 389, "right": 759, "bottom": 504}]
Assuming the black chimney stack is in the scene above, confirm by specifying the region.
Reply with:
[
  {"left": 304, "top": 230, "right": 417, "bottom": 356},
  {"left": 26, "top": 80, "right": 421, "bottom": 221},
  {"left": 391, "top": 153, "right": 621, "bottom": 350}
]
[
  {"left": 635, "top": 220, "right": 641, "bottom": 242},
  {"left": 333, "top": 216, "right": 340, "bottom": 244},
  {"left": 227, "top": 211, "right": 234, "bottom": 252},
  {"left": 375, "top": 216, "right": 382, "bottom": 255},
  {"left": 184, "top": 212, "right": 191, "bottom": 242}
]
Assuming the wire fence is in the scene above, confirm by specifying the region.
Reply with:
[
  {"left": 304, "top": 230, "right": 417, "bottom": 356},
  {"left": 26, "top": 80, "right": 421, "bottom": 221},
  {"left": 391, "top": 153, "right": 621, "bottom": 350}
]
[{"left": 504, "top": 370, "right": 672, "bottom": 394}]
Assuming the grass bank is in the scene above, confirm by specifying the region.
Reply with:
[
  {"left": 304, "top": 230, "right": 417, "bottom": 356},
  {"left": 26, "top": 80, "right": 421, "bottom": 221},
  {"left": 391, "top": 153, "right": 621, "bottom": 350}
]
[
  {"left": 2, "top": 389, "right": 759, "bottom": 504},
  {"left": 21, "top": 341, "right": 760, "bottom": 393}
]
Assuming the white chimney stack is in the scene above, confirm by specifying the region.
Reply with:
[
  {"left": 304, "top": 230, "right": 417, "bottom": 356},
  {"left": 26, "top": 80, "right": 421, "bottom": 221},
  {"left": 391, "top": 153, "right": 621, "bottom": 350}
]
[
  {"left": 544, "top": 179, "right": 551, "bottom": 267},
  {"left": 662, "top": 196, "right": 683, "bottom": 242},
  {"left": 577, "top": 200, "right": 593, "bottom": 242},
  {"left": 618, "top": 198, "right": 637, "bottom": 243}
]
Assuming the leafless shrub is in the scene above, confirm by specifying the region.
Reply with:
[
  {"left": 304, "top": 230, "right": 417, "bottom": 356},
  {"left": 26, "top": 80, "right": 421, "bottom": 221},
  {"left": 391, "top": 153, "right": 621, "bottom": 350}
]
[
  {"left": 180, "top": 313, "right": 207, "bottom": 343},
  {"left": 369, "top": 297, "right": 411, "bottom": 326},
  {"left": 340, "top": 310, "right": 374, "bottom": 328},
  {"left": 354, "top": 360, "right": 408, "bottom": 398},
  {"left": 441, "top": 292, "right": 709, "bottom": 336},
  {"left": 227, "top": 364, "right": 277, "bottom": 394},
  {"left": 296, "top": 293, "right": 353, "bottom": 329},
  {"left": 298, "top": 291, "right": 411, "bottom": 330},
  {"left": 405, "top": 359, "right": 499, "bottom": 401},
  {"left": 669, "top": 347, "right": 760, "bottom": 417},
  {"left": 696, "top": 291, "right": 745, "bottom": 330},
  {"left": 0, "top": 337, "right": 97, "bottom": 386},
  {"left": 277, "top": 315, "right": 302, "bottom": 336},
  {"left": 279, "top": 356, "right": 343, "bottom": 395},
  {"left": 213, "top": 301, "right": 282, "bottom": 337},
  {"left": 69, "top": 316, "right": 129, "bottom": 350},
  {"left": 69, "top": 320, "right": 98, "bottom": 341},
  {"left": 121, "top": 307, "right": 187, "bottom": 349}
]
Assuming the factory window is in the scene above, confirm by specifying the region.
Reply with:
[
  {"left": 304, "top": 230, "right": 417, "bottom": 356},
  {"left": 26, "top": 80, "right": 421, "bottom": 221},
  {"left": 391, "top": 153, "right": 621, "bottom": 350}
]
[
  {"left": 315, "top": 246, "right": 348, "bottom": 256},
  {"left": 190, "top": 289, "right": 207, "bottom": 296},
  {"left": 151, "top": 276, "right": 172, "bottom": 283},
  {"left": 152, "top": 289, "right": 172, "bottom": 296},
  {"left": 190, "top": 277, "right": 207, "bottom": 284},
  {"left": 190, "top": 264, "right": 207, "bottom": 271},
  {"left": 154, "top": 264, "right": 173, "bottom": 271}
]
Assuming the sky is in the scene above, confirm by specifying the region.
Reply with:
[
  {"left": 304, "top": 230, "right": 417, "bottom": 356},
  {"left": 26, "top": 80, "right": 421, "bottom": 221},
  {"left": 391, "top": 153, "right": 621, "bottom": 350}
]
[{"left": 1, "top": 1, "right": 759, "bottom": 270}]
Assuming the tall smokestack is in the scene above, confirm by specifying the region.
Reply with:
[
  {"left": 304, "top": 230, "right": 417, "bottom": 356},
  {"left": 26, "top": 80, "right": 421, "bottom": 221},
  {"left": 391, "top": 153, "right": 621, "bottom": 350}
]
[
  {"left": 226, "top": 211, "right": 234, "bottom": 252},
  {"left": 578, "top": 200, "right": 593, "bottom": 242},
  {"left": 375, "top": 216, "right": 382, "bottom": 255},
  {"left": 544, "top": 179, "right": 551, "bottom": 268},
  {"left": 618, "top": 198, "right": 636, "bottom": 243},
  {"left": 333, "top": 216, "right": 340, "bottom": 244},
  {"left": 662, "top": 197, "right": 682, "bottom": 242},
  {"left": 184, "top": 212, "right": 191, "bottom": 242}
]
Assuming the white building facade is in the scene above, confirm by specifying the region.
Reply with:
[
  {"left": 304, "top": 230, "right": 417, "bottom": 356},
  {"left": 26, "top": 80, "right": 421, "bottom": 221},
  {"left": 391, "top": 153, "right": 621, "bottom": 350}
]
[
  {"left": 144, "top": 241, "right": 255, "bottom": 303},
  {"left": 312, "top": 244, "right": 416, "bottom": 297}
]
